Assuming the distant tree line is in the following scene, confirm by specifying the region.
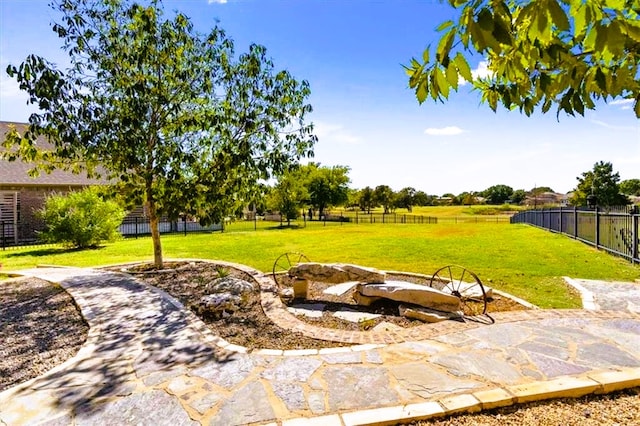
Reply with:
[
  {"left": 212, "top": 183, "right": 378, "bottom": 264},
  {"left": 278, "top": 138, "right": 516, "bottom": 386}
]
[{"left": 258, "top": 161, "right": 636, "bottom": 219}]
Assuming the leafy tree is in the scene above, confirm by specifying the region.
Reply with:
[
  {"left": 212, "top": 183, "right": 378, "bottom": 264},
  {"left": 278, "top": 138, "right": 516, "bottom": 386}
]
[
  {"left": 530, "top": 186, "right": 555, "bottom": 195},
  {"left": 482, "top": 184, "right": 514, "bottom": 204},
  {"left": 305, "top": 163, "right": 350, "bottom": 217},
  {"left": 569, "top": 161, "right": 629, "bottom": 207},
  {"left": 395, "top": 187, "right": 417, "bottom": 212},
  {"left": 3, "top": 0, "right": 316, "bottom": 267},
  {"left": 620, "top": 179, "right": 640, "bottom": 196},
  {"left": 345, "top": 188, "right": 361, "bottom": 210},
  {"left": 358, "top": 186, "right": 375, "bottom": 214},
  {"left": 511, "top": 189, "right": 527, "bottom": 204},
  {"left": 406, "top": 1, "right": 640, "bottom": 117},
  {"left": 413, "top": 190, "right": 434, "bottom": 206},
  {"left": 267, "top": 174, "right": 306, "bottom": 226},
  {"left": 374, "top": 185, "right": 395, "bottom": 213},
  {"left": 458, "top": 191, "right": 478, "bottom": 205},
  {"left": 39, "top": 187, "right": 125, "bottom": 249}
]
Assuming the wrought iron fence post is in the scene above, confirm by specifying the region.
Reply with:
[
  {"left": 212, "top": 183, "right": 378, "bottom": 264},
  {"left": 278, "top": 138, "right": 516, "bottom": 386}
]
[
  {"left": 183, "top": 216, "right": 187, "bottom": 236},
  {"left": 135, "top": 217, "right": 138, "bottom": 239},
  {"left": 632, "top": 210, "right": 638, "bottom": 264},
  {"left": 595, "top": 207, "right": 600, "bottom": 249},
  {"left": 573, "top": 207, "right": 578, "bottom": 239}
]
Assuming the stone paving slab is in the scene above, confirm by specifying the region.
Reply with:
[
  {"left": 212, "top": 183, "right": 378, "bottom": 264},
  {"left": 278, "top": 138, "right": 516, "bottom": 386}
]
[{"left": 1, "top": 266, "right": 639, "bottom": 426}]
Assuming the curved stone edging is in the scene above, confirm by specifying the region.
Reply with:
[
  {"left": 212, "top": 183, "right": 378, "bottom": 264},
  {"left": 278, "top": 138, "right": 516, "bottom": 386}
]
[{"left": 105, "top": 259, "right": 640, "bottom": 352}]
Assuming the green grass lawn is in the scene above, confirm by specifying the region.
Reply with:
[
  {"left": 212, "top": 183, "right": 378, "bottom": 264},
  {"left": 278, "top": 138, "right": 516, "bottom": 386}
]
[{"left": 2, "top": 222, "right": 638, "bottom": 309}]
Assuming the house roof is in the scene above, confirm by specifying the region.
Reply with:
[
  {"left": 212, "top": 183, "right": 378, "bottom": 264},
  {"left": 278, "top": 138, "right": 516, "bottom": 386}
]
[{"left": 0, "top": 121, "right": 106, "bottom": 187}]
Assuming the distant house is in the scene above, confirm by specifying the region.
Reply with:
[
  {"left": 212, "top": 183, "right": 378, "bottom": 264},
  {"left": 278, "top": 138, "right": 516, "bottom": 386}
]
[
  {"left": 0, "top": 121, "right": 106, "bottom": 244},
  {"left": 523, "top": 191, "right": 568, "bottom": 207}
]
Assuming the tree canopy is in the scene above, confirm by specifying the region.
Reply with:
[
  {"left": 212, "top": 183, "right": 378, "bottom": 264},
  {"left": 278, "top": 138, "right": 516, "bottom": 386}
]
[
  {"left": 373, "top": 185, "right": 395, "bottom": 213},
  {"left": 620, "top": 178, "right": 640, "bottom": 196},
  {"left": 3, "top": 0, "right": 316, "bottom": 267},
  {"left": 406, "top": 0, "right": 640, "bottom": 117},
  {"left": 305, "top": 163, "right": 350, "bottom": 217},
  {"left": 569, "top": 161, "right": 629, "bottom": 207},
  {"left": 482, "top": 184, "right": 514, "bottom": 204}
]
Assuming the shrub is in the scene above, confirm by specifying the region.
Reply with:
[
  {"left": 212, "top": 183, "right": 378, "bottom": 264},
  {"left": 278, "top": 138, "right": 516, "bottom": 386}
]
[{"left": 38, "top": 187, "right": 126, "bottom": 248}]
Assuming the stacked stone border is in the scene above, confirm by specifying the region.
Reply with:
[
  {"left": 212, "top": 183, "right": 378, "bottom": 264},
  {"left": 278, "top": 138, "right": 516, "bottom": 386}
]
[{"left": 277, "top": 367, "right": 640, "bottom": 426}]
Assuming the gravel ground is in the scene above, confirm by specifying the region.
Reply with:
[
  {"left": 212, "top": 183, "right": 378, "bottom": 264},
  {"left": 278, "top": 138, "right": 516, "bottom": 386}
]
[
  {"left": 415, "top": 387, "right": 640, "bottom": 425},
  {"left": 1, "top": 269, "right": 638, "bottom": 425},
  {"left": 0, "top": 277, "right": 88, "bottom": 392}
]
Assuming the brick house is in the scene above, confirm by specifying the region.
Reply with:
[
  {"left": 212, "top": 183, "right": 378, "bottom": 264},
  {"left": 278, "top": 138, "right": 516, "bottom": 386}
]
[{"left": 0, "top": 121, "right": 106, "bottom": 244}]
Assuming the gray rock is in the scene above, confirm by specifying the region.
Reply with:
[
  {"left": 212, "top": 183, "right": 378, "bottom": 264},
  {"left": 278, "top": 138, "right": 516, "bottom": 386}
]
[
  {"left": 323, "top": 366, "right": 398, "bottom": 411},
  {"left": 390, "top": 363, "right": 481, "bottom": 399},
  {"left": 206, "top": 277, "right": 255, "bottom": 297},
  {"left": 289, "top": 263, "right": 386, "bottom": 284},
  {"left": 358, "top": 281, "right": 461, "bottom": 313},
  {"left": 209, "top": 381, "right": 275, "bottom": 426},
  {"left": 192, "top": 293, "right": 243, "bottom": 318},
  {"left": 399, "top": 304, "right": 463, "bottom": 323},
  {"left": 78, "top": 390, "right": 198, "bottom": 425}
]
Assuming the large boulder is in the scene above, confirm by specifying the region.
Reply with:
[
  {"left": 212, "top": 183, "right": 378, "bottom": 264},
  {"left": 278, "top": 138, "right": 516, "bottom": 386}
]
[
  {"left": 205, "top": 276, "right": 255, "bottom": 301},
  {"left": 289, "top": 263, "right": 386, "bottom": 284},
  {"left": 357, "top": 281, "right": 461, "bottom": 313},
  {"left": 192, "top": 293, "right": 243, "bottom": 318}
]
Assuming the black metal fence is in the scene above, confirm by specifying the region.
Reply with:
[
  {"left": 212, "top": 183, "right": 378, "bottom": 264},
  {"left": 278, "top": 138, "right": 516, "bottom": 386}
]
[
  {"left": 0, "top": 217, "right": 222, "bottom": 250},
  {"left": 118, "top": 216, "right": 222, "bottom": 238},
  {"left": 511, "top": 206, "right": 639, "bottom": 264}
]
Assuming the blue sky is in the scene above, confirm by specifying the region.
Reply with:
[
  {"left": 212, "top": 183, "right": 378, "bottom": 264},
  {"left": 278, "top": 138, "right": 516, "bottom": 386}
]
[{"left": 1, "top": 0, "right": 638, "bottom": 195}]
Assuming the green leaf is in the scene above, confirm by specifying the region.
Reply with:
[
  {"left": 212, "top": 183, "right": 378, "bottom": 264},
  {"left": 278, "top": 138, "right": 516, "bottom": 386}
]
[
  {"left": 548, "top": 0, "right": 570, "bottom": 32},
  {"left": 436, "top": 29, "right": 455, "bottom": 62},
  {"left": 625, "top": 20, "right": 640, "bottom": 43},
  {"left": 572, "top": 92, "right": 584, "bottom": 116},
  {"left": 436, "top": 20, "right": 454, "bottom": 32},
  {"left": 635, "top": 95, "right": 640, "bottom": 119},
  {"left": 492, "top": 18, "right": 512, "bottom": 45},
  {"left": 416, "top": 80, "right": 428, "bottom": 103},
  {"left": 445, "top": 60, "right": 459, "bottom": 89},
  {"left": 469, "top": 20, "right": 487, "bottom": 51},
  {"left": 435, "top": 66, "right": 450, "bottom": 98},
  {"left": 477, "top": 8, "right": 494, "bottom": 32},
  {"left": 571, "top": 1, "right": 588, "bottom": 38},
  {"left": 422, "top": 48, "right": 430, "bottom": 64},
  {"left": 454, "top": 52, "right": 473, "bottom": 82}
]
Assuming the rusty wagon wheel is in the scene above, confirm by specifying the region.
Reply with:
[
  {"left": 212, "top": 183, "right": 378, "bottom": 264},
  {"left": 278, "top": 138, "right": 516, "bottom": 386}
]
[
  {"left": 272, "top": 252, "right": 310, "bottom": 287},
  {"left": 429, "top": 265, "right": 487, "bottom": 317}
]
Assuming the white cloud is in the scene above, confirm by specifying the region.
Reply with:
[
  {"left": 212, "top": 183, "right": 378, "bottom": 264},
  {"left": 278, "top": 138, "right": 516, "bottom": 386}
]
[
  {"left": 609, "top": 98, "right": 633, "bottom": 110},
  {"left": 314, "top": 121, "right": 361, "bottom": 144},
  {"left": 208, "top": 0, "right": 227, "bottom": 3},
  {"left": 459, "top": 60, "right": 493, "bottom": 86},
  {"left": 590, "top": 119, "right": 637, "bottom": 132},
  {"left": 424, "top": 126, "right": 466, "bottom": 136}
]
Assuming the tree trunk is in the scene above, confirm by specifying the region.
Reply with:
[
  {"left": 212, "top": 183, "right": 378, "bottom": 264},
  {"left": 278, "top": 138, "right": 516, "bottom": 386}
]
[{"left": 147, "top": 201, "right": 163, "bottom": 269}]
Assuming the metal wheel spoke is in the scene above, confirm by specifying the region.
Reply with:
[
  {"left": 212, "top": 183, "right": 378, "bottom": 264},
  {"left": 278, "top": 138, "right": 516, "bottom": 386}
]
[
  {"left": 430, "top": 264, "right": 488, "bottom": 318},
  {"left": 272, "top": 252, "right": 309, "bottom": 288}
]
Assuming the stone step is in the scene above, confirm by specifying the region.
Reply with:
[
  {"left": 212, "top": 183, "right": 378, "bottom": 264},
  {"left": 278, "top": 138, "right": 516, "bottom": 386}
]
[
  {"left": 357, "top": 281, "right": 461, "bottom": 313},
  {"left": 399, "top": 304, "right": 463, "bottom": 323}
]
